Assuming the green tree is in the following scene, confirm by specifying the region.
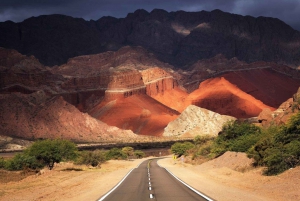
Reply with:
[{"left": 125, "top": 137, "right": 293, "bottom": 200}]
[
  {"left": 5, "top": 153, "right": 44, "bottom": 171},
  {"left": 25, "top": 139, "right": 78, "bottom": 170}
]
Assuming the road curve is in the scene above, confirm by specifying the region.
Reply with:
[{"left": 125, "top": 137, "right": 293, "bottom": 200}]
[{"left": 98, "top": 158, "right": 213, "bottom": 201}]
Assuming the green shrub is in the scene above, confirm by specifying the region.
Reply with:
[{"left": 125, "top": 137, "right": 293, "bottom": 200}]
[
  {"left": 0, "top": 157, "right": 7, "bottom": 169},
  {"left": 248, "top": 113, "right": 300, "bottom": 175},
  {"left": 76, "top": 150, "right": 106, "bottom": 167},
  {"left": 25, "top": 139, "right": 78, "bottom": 170},
  {"left": 210, "top": 121, "right": 261, "bottom": 157},
  {"left": 193, "top": 135, "right": 212, "bottom": 145},
  {"left": 105, "top": 148, "right": 127, "bottom": 160},
  {"left": 219, "top": 121, "right": 261, "bottom": 140},
  {"left": 171, "top": 142, "right": 195, "bottom": 156},
  {"left": 5, "top": 153, "right": 44, "bottom": 171},
  {"left": 192, "top": 143, "right": 212, "bottom": 160},
  {"left": 134, "top": 150, "right": 145, "bottom": 159},
  {"left": 122, "top": 147, "right": 134, "bottom": 159}
]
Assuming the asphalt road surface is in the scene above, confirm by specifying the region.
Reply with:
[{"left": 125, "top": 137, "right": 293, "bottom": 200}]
[{"left": 98, "top": 158, "right": 213, "bottom": 201}]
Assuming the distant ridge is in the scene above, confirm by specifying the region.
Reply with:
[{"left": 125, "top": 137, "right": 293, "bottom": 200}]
[{"left": 0, "top": 9, "right": 299, "bottom": 67}]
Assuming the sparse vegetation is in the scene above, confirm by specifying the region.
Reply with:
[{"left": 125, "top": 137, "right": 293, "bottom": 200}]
[
  {"left": 248, "top": 113, "right": 300, "bottom": 175},
  {"left": 25, "top": 139, "right": 78, "bottom": 170},
  {"left": 76, "top": 150, "right": 106, "bottom": 167},
  {"left": 1, "top": 143, "right": 148, "bottom": 175},
  {"left": 122, "top": 146, "right": 134, "bottom": 160},
  {"left": 134, "top": 150, "right": 145, "bottom": 158},
  {"left": 185, "top": 112, "right": 300, "bottom": 175},
  {"left": 210, "top": 121, "right": 262, "bottom": 157},
  {"left": 105, "top": 148, "right": 127, "bottom": 160},
  {"left": 0, "top": 157, "right": 6, "bottom": 169},
  {"left": 5, "top": 153, "right": 44, "bottom": 171},
  {"left": 171, "top": 141, "right": 195, "bottom": 156},
  {"left": 2, "top": 139, "right": 78, "bottom": 171}
]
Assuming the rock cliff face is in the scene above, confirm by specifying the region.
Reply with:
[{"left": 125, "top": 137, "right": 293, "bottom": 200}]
[
  {"left": 163, "top": 105, "right": 236, "bottom": 137},
  {"left": 141, "top": 67, "right": 178, "bottom": 96},
  {"left": 258, "top": 87, "right": 300, "bottom": 126},
  {"left": 51, "top": 46, "right": 177, "bottom": 110},
  {"left": 0, "top": 9, "right": 299, "bottom": 67}
]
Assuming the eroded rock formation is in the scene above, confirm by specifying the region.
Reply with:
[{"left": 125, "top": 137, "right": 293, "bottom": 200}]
[
  {"left": 1, "top": 46, "right": 300, "bottom": 141},
  {"left": 186, "top": 77, "right": 275, "bottom": 118},
  {"left": 89, "top": 94, "right": 179, "bottom": 136},
  {"left": 163, "top": 105, "right": 236, "bottom": 137},
  {"left": 0, "top": 91, "right": 138, "bottom": 142},
  {"left": 258, "top": 87, "right": 300, "bottom": 126}
]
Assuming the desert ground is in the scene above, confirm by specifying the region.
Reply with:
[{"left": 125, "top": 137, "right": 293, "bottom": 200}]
[{"left": 0, "top": 152, "right": 299, "bottom": 201}]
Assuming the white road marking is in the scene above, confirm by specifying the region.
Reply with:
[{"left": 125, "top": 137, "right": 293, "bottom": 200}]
[
  {"left": 157, "top": 161, "right": 214, "bottom": 201},
  {"left": 97, "top": 168, "right": 135, "bottom": 201}
]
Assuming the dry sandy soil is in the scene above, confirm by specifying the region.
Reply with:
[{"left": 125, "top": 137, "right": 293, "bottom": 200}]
[{"left": 0, "top": 152, "right": 299, "bottom": 201}]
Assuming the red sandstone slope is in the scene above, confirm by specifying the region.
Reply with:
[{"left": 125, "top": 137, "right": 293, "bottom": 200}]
[
  {"left": 222, "top": 68, "right": 300, "bottom": 108},
  {"left": 150, "top": 87, "right": 189, "bottom": 112},
  {"left": 186, "top": 77, "right": 275, "bottom": 118},
  {"left": 89, "top": 94, "right": 179, "bottom": 136},
  {"left": 0, "top": 92, "right": 138, "bottom": 142}
]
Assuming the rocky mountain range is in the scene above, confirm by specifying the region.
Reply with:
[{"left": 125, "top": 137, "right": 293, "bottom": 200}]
[
  {"left": 0, "top": 9, "right": 300, "bottom": 67},
  {"left": 1, "top": 9, "right": 300, "bottom": 145},
  {"left": 1, "top": 45, "right": 300, "bottom": 142}
]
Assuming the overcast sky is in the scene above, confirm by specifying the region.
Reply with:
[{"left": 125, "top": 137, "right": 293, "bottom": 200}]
[{"left": 0, "top": 0, "right": 300, "bottom": 31}]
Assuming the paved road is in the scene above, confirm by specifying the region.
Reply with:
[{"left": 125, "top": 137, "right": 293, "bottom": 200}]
[{"left": 98, "top": 158, "right": 213, "bottom": 201}]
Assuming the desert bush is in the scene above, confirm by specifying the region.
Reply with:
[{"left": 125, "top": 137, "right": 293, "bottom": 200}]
[
  {"left": 0, "top": 157, "right": 7, "bottom": 169},
  {"left": 24, "top": 139, "right": 78, "bottom": 170},
  {"left": 134, "top": 150, "right": 145, "bottom": 159},
  {"left": 105, "top": 148, "right": 127, "bottom": 160},
  {"left": 210, "top": 121, "right": 261, "bottom": 157},
  {"left": 122, "top": 146, "right": 134, "bottom": 159},
  {"left": 5, "top": 153, "right": 44, "bottom": 171},
  {"left": 193, "top": 135, "right": 212, "bottom": 145},
  {"left": 171, "top": 141, "right": 195, "bottom": 156},
  {"left": 192, "top": 143, "right": 212, "bottom": 160},
  {"left": 248, "top": 112, "right": 300, "bottom": 175},
  {"left": 76, "top": 150, "right": 106, "bottom": 167},
  {"left": 219, "top": 121, "right": 261, "bottom": 140}
]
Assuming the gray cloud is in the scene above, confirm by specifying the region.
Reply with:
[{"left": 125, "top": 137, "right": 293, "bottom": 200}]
[{"left": 0, "top": 0, "right": 299, "bottom": 31}]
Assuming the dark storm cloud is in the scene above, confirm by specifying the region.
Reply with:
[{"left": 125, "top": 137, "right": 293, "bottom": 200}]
[{"left": 0, "top": 0, "right": 299, "bottom": 31}]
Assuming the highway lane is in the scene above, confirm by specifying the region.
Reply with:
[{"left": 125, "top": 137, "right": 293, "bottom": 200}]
[{"left": 98, "top": 158, "right": 213, "bottom": 201}]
